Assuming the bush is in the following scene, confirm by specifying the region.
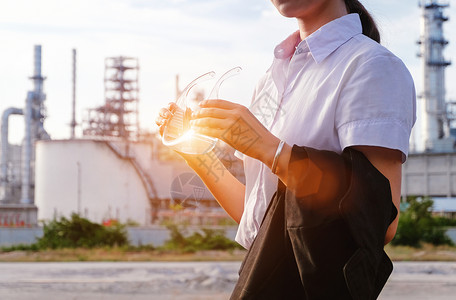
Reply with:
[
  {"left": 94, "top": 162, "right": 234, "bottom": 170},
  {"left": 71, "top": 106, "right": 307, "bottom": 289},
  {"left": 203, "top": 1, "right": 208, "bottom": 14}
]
[
  {"left": 422, "top": 226, "right": 453, "bottom": 246},
  {"left": 433, "top": 216, "right": 456, "bottom": 227},
  {"left": 36, "top": 213, "right": 128, "bottom": 249},
  {"left": 161, "top": 223, "right": 242, "bottom": 252},
  {"left": 392, "top": 197, "right": 454, "bottom": 247},
  {"left": 0, "top": 243, "right": 39, "bottom": 252}
]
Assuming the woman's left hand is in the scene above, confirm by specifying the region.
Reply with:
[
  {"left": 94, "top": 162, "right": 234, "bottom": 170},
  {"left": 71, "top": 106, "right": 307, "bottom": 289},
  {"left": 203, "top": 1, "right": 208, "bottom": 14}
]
[{"left": 190, "top": 99, "right": 279, "bottom": 165}]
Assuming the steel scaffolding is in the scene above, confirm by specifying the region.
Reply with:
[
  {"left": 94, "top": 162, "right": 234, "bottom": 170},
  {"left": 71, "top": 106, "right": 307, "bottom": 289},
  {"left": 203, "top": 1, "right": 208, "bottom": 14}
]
[{"left": 83, "top": 56, "right": 140, "bottom": 140}]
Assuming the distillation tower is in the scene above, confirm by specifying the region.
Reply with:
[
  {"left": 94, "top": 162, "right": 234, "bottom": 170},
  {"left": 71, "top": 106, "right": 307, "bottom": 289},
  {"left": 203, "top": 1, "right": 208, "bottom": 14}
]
[
  {"left": 402, "top": 1, "right": 456, "bottom": 200},
  {"left": 416, "top": 0, "right": 456, "bottom": 152},
  {"left": 0, "top": 45, "right": 49, "bottom": 226}
]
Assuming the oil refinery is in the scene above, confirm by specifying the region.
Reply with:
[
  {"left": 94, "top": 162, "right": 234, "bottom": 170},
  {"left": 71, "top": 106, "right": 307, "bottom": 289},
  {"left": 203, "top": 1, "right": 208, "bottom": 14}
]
[
  {"left": 0, "top": 46, "right": 244, "bottom": 230},
  {"left": 0, "top": 0, "right": 455, "bottom": 239}
]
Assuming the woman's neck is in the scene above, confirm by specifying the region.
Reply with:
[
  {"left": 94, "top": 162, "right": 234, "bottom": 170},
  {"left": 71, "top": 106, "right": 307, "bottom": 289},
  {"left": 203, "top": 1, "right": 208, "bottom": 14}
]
[{"left": 297, "top": 1, "right": 348, "bottom": 41}]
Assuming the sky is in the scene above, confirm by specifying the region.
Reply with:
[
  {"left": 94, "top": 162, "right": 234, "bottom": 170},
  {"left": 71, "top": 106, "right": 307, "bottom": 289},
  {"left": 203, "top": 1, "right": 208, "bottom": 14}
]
[{"left": 1, "top": 0, "right": 456, "bottom": 145}]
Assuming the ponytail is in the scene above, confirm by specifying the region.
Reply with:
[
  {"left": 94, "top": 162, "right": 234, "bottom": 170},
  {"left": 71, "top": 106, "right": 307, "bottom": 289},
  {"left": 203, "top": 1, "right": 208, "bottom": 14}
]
[{"left": 344, "top": 0, "right": 380, "bottom": 43}]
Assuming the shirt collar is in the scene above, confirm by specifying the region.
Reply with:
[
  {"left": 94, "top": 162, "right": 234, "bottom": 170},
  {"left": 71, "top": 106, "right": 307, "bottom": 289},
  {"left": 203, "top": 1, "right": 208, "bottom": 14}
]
[{"left": 273, "top": 13, "right": 363, "bottom": 64}]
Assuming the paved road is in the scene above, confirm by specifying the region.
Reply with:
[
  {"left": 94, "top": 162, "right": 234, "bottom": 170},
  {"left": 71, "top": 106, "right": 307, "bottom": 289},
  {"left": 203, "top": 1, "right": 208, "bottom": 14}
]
[
  {"left": 0, "top": 261, "right": 455, "bottom": 299},
  {"left": 379, "top": 262, "right": 456, "bottom": 300}
]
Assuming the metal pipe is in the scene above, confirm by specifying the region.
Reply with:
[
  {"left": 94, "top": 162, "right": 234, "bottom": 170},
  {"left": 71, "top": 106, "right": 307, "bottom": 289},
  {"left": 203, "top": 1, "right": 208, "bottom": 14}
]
[
  {"left": 0, "top": 107, "right": 23, "bottom": 202},
  {"left": 21, "top": 92, "right": 33, "bottom": 204},
  {"left": 71, "top": 49, "right": 77, "bottom": 139},
  {"left": 21, "top": 45, "right": 46, "bottom": 205},
  {"left": 77, "top": 161, "right": 81, "bottom": 215},
  {"left": 32, "top": 45, "right": 43, "bottom": 95},
  {"left": 419, "top": 1, "right": 452, "bottom": 151}
]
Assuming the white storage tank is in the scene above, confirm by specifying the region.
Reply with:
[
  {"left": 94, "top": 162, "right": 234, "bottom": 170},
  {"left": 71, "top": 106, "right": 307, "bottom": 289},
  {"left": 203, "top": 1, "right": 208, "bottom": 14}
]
[{"left": 35, "top": 139, "right": 153, "bottom": 224}]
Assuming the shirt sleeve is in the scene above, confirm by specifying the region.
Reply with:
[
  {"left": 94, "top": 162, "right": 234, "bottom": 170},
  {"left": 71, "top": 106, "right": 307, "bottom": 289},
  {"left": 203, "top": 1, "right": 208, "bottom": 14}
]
[
  {"left": 335, "top": 55, "right": 417, "bottom": 162},
  {"left": 234, "top": 150, "right": 245, "bottom": 160}
]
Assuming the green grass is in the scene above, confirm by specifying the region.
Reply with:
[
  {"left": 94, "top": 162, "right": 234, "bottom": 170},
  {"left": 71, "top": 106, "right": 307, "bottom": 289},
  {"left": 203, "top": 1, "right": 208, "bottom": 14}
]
[
  {"left": 0, "top": 247, "right": 247, "bottom": 262},
  {"left": 1, "top": 244, "right": 456, "bottom": 262},
  {"left": 386, "top": 243, "right": 456, "bottom": 261}
]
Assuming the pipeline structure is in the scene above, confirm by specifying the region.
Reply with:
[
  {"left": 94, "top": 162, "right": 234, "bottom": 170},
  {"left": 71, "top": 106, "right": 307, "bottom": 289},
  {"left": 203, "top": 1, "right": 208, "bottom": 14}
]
[{"left": 0, "top": 45, "right": 49, "bottom": 226}]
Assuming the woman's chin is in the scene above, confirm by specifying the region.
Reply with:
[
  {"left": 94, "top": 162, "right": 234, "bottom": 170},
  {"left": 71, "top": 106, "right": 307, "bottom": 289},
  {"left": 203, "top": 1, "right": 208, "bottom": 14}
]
[{"left": 275, "top": 4, "right": 306, "bottom": 18}]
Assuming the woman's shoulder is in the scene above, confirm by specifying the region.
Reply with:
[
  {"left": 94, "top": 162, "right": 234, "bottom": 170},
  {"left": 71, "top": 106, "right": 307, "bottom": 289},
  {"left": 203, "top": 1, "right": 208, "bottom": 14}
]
[
  {"left": 338, "top": 34, "right": 413, "bottom": 82},
  {"left": 345, "top": 34, "right": 406, "bottom": 68}
]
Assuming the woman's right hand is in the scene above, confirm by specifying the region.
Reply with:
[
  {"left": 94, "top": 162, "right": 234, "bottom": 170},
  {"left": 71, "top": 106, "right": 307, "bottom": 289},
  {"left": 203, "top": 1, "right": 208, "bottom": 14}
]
[
  {"left": 155, "top": 102, "right": 177, "bottom": 136},
  {"left": 154, "top": 102, "right": 197, "bottom": 163}
]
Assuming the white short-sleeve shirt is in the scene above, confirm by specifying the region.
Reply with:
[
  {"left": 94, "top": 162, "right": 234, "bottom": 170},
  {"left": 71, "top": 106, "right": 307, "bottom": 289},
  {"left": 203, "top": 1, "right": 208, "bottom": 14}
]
[{"left": 235, "top": 13, "right": 417, "bottom": 249}]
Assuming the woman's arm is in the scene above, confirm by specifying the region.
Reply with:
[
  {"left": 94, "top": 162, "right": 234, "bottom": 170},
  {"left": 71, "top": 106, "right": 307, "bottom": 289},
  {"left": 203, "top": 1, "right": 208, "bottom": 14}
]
[
  {"left": 156, "top": 102, "right": 245, "bottom": 224},
  {"left": 192, "top": 100, "right": 402, "bottom": 243},
  {"left": 267, "top": 143, "right": 402, "bottom": 244},
  {"left": 180, "top": 152, "right": 246, "bottom": 224},
  {"left": 191, "top": 100, "right": 344, "bottom": 201},
  {"left": 271, "top": 143, "right": 401, "bottom": 244}
]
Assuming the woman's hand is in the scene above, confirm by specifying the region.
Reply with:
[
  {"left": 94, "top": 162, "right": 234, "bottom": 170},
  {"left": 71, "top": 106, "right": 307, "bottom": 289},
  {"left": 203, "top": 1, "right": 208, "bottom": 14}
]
[
  {"left": 190, "top": 99, "right": 280, "bottom": 167},
  {"left": 155, "top": 102, "right": 177, "bottom": 137},
  {"left": 154, "top": 100, "right": 246, "bottom": 223},
  {"left": 154, "top": 102, "right": 204, "bottom": 163}
]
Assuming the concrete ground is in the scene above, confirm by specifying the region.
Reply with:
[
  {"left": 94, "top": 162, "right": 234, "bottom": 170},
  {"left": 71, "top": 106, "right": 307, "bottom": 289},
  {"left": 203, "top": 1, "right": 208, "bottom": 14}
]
[
  {"left": 378, "top": 262, "right": 456, "bottom": 300},
  {"left": 0, "top": 261, "right": 455, "bottom": 299}
]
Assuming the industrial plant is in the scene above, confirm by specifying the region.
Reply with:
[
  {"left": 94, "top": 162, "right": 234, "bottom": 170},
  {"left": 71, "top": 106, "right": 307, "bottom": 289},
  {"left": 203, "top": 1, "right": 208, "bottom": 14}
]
[
  {"left": 0, "top": 47, "right": 244, "bottom": 230},
  {"left": 402, "top": 0, "right": 456, "bottom": 201},
  {"left": 0, "top": 0, "right": 455, "bottom": 239}
]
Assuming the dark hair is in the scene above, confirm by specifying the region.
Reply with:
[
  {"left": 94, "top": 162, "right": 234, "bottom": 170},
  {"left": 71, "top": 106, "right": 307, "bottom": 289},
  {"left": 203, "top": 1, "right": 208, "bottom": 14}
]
[{"left": 344, "top": 0, "right": 380, "bottom": 43}]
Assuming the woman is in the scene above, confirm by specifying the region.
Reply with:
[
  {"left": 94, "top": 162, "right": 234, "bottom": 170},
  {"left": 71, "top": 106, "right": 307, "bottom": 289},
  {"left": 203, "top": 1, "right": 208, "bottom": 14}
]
[{"left": 156, "top": 0, "right": 416, "bottom": 298}]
